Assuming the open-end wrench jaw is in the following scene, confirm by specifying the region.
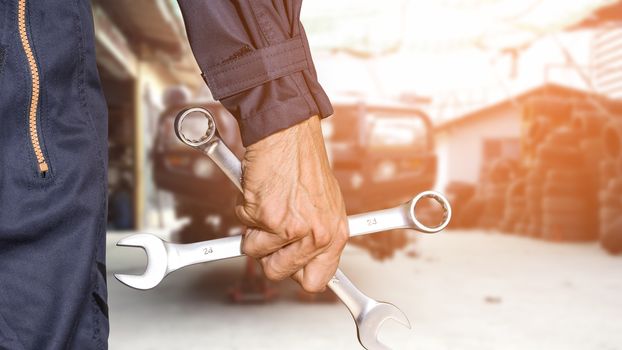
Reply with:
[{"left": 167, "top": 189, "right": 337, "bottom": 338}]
[
  {"left": 357, "top": 301, "right": 411, "bottom": 350},
  {"left": 330, "top": 269, "right": 411, "bottom": 350},
  {"left": 114, "top": 234, "right": 169, "bottom": 290}
]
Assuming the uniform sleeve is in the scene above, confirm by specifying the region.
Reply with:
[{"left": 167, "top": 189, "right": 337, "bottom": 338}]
[{"left": 177, "top": 0, "right": 333, "bottom": 146}]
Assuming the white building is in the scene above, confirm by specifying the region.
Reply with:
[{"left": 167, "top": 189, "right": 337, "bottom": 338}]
[{"left": 434, "top": 84, "right": 591, "bottom": 191}]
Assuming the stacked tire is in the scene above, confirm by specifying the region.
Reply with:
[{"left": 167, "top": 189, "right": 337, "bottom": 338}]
[
  {"left": 599, "top": 180, "right": 622, "bottom": 255},
  {"left": 524, "top": 116, "right": 552, "bottom": 161},
  {"left": 573, "top": 109, "right": 608, "bottom": 236},
  {"left": 445, "top": 182, "right": 476, "bottom": 229},
  {"left": 525, "top": 165, "right": 545, "bottom": 238},
  {"left": 478, "top": 160, "right": 514, "bottom": 229},
  {"left": 537, "top": 127, "right": 597, "bottom": 241},
  {"left": 455, "top": 96, "right": 622, "bottom": 254},
  {"left": 524, "top": 116, "right": 554, "bottom": 238},
  {"left": 571, "top": 110, "right": 609, "bottom": 141},
  {"left": 599, "top": 119, "right": 622, "bottom": 254},
  {"left": 499, "top": 178, "right": 527, "bottom": 234}
]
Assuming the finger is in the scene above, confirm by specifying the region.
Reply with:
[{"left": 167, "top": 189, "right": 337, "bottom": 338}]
[
  {"left": 259, "top": 233, "right": 330, "bottom": 281},
  {"left": 242, "top": 227, "right": 290, "bottom": 258},
  {"left": 290, "top": 253, "right": 340, "bottom": 293}
]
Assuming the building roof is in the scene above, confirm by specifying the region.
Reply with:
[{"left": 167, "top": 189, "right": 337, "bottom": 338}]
[
  {"left": 434, "top": 83, "right": 597, "bottom": 132},
  {"left": 572, "top": 1, "right": 622, "bottom": 29}
]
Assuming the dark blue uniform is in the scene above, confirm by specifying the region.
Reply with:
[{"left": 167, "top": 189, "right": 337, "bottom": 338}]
[
  {"left": 0, "top": 0, "right": 108, "bottom": 348},
  {"left": 0, "top": 0, "right": 330, "bottom": 348}
]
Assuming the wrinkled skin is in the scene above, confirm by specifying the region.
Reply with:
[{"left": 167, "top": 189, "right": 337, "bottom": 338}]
[{"left": 236, "top": 116, "right": 349, "bottom": 292}]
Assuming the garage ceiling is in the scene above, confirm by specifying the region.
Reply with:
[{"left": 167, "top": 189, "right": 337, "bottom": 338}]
[{"left": 95, "top": 0, "right": 185, "bottom": 56}]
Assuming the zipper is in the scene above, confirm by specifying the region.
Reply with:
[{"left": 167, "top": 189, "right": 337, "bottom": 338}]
[{"left": 17, "top": 0, "right": 48, "bottom": 175}]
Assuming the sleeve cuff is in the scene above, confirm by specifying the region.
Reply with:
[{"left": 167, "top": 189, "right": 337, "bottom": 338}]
[{"left": 233, "top": 88, "right": 333, "bottom": 146}]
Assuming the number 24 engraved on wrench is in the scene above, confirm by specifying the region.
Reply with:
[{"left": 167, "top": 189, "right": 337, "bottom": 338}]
[{"left": 367, "top": 217, "right": 377, "bottom": 226}]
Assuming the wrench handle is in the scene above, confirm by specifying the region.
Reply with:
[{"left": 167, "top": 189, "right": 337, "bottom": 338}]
[
  {"left": 328, "top": 269, "right": 370, "bottom": 319},
  {"left": 347, "top": 204, "right": 411, "bottom": 236},
  {"left": 166, "top": 206, "right": 411, "bottom": 272},
  {"left": 174, "top": 107, "right": 242, "bottom": 192},
  {"left": 204, "top": 140, "right": 243, "bottom": 192},
  {"left": 167, "top": 235, "right": 370, "bottom": 322},
  {"left": 167, "top": 235, "right": 244, "bottom": 273}
]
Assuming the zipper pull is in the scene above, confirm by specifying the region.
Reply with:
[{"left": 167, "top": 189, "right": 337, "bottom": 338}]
[{"left": 39, "top": 161, "right": 48, "bottom": 174}]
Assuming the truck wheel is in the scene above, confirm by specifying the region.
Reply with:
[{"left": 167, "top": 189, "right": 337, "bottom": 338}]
[{"left": 601, "top": 217, "right": 622, "bottom": 255}]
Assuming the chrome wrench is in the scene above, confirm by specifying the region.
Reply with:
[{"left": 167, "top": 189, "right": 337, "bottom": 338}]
[
  {"left": 172, "top": 107, "right": 448, "bottom": 349},
  {"left": 115, "top": 196, "right": 449, "bottom": 349},
  {"left": 114, "top": 190, "right": 449, "bottom": 290}
]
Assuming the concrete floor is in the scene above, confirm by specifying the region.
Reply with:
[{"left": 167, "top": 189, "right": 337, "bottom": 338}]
[{"left": 107, "top": 231, "right": 622, "bottom": 350}]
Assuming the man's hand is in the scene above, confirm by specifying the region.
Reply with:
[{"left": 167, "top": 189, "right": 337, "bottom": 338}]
[{"left": 235, "top": 116, "right": 349, "bottom": 293}]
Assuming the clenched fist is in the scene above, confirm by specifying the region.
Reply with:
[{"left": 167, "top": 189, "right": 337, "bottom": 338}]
[{"left": 236, "top": 116, "right": 349, "bottom": 293}]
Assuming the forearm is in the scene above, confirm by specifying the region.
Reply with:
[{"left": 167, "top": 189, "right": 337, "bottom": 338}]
[
  {"left": 177, "top": 1, "right": 347, "bottom": 293},
  {"left": 237, "top": 115, "right": 349, "bottom": 292}
]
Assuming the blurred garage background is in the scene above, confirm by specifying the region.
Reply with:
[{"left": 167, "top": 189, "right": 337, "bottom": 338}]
[{"left": 99, "top": 1, "right": 622, "bottom": 349}]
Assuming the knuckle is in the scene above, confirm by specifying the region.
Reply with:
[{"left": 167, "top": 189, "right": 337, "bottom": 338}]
[
  {"left": 261, "top": 212, "right": 280, "bottom": 229},
  {"left": 259, "top": 212, "right": 292, "bottom": 238},
  {"left": 241, "top": 241, "right": 259, "bottom": 258},
  {"left": 336, "top": 226, "right": 349, "bottom": 245},
  {"left": 283, "top": 226, "right": 305, "bottom": 242},
  {"left": 261, "top": 259, "right": 286, "bottom": 281},
  {"left": 280, "top": 220, "right": 307, "bottom": 242},
  {"left": 263, "top": 267, "right": 281, "bottom": 281},
  {"left": 264, "top": 270, "right": 282, "bottom": 282},
  {"left": 281, "top": 229, "right": 296, "bottom": 242},
  {"left": 241, "top": 229, "right": 262, "bottom": 257},
  {"left": 235, "top": 206, "right": 252, "bottom": 225},
  {"left": 312, "top": 228, "right": 332, "bottom": 248},
  {"left": 291, "top": 254, "right": 309, "bottom": 271}
]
